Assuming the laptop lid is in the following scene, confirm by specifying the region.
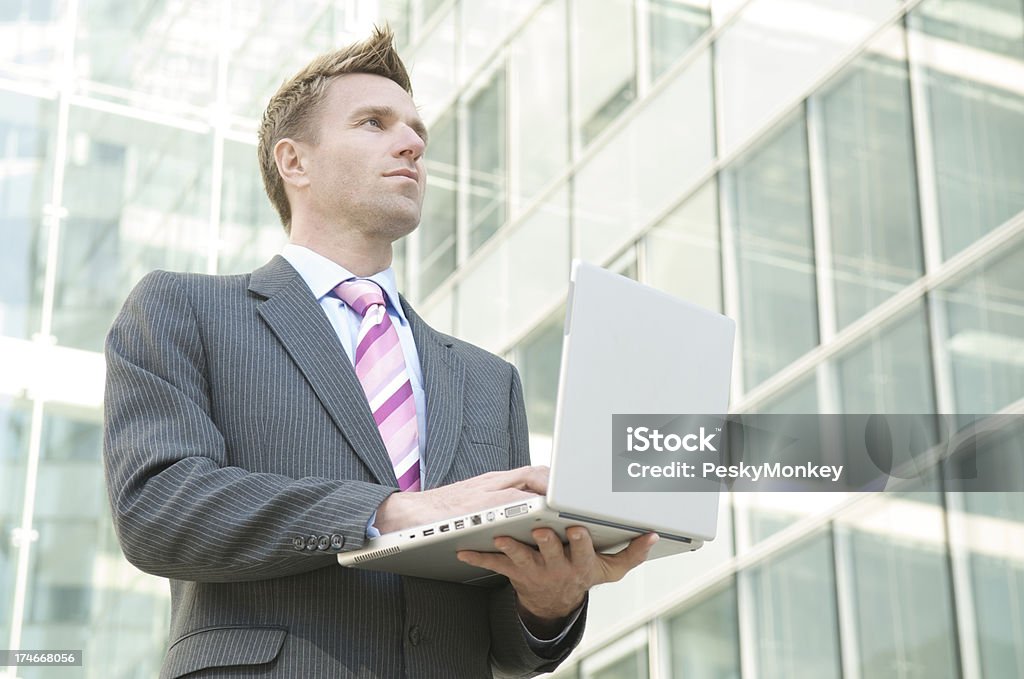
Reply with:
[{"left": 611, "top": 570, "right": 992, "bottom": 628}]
[{"left": 546, "top": 260, "right": 735, "bottom": 542}]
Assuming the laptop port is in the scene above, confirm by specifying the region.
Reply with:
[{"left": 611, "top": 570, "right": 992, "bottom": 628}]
[
  {"left": 439, "top": 524, "right": 450, "bottom": 533},
  {"left": 505, "top": 503, "right": 529, "bottom": 518},
  {"left": 471, "top": 514, "right": 482, "bottom": 526},
  {"left": 486, "top": 511, "right": 495, "bottom": 522},
  {"left": 454, "top": 519, "right": 465, "bottom": 530},
  {"left": 423, "top": 528, "right": 434, "bottom": 536}
]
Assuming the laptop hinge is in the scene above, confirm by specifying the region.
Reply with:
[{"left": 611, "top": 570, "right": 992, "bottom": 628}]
[{"left": 556, "top": 512, "right": 692, "bottom": 543}]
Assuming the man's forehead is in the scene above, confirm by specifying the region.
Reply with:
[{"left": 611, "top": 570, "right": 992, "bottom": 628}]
[{"left": 326, "top": 73, "right": 419, "bottom": 115}]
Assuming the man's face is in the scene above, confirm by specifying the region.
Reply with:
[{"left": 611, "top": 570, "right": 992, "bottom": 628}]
[{"left": 300, "top": 73, "right": 428, "bottom": 241}]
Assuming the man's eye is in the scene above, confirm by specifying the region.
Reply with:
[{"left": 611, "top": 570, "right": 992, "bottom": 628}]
[{"left": 365, "top": 119, "right": 382, "bottom": 128}]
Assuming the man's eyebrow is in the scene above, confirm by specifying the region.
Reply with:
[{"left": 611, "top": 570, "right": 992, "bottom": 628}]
[{"left": 351, "top": 105, "right": 429, "bottom": 144}]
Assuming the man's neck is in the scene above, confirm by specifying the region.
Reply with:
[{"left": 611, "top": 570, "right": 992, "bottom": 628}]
[{"left": 288, "top": 230, "right": 392, "bottom": 278}]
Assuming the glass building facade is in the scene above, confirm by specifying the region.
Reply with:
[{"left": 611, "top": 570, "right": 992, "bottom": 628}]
[{"left": 0, "top": 0, "right": 1021, "bottom": 677}]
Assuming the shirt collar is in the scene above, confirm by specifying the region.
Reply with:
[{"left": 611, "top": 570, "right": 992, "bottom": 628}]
[{"left": 280, "top": 243, "right": 408, "bottom": 325}]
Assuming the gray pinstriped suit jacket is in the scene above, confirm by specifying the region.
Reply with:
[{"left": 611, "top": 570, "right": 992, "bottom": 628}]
[{"left": 102, "top": 255, "right": 585, "bottom": 678}]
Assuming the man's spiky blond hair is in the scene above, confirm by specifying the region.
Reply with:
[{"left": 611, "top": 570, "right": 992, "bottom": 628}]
[{"left": 257, "top": 26, "right": 412, "bottom": 231}]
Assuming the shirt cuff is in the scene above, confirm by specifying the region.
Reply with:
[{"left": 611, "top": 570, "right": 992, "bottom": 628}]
[
  {"left": 519, "top": 602, "right": 585, "bottom": 653},
  {"left": 366, "top": 511, "right": 381, "bottom": 539}
]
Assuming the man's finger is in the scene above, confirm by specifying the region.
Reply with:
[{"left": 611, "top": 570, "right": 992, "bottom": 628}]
[
  {"left": 493, "top": 537, "right": 539, "bottom": 570},
  {"left": 533, "top": 528, "right": 567, "bottom": 565},
  {"left": 566, "top": 526, "right": 600, "bottom": 570},
  {"left": 601, "top": 533, "right": 659, "bottom": 577},
  {"left": 457, "top": 550, "right": 514, "bottom": 578}
]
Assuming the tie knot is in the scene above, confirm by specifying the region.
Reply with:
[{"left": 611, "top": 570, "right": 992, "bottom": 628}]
[{"left": 333, "top": 279, "right": 386, "bottom": 317}]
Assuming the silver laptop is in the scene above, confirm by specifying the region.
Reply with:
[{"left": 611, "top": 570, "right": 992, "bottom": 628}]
[{"left": 338, "top": 260, "right": 736, "bottom": 584}]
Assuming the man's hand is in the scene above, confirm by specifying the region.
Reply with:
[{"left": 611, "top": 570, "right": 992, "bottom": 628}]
[
  {"left": 456, "top": 527, "right": 659, "bottom": 639},
  {"left": 373, "top": 466, "right": 549, "bottom": 534}
]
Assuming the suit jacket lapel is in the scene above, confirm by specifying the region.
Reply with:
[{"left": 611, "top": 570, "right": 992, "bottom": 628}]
[
  {"left": 402, "top": 297, "right": 465, "bottom": 490},
  {"left": 249, "top": 256, "right": 397, "bottom": 488}
]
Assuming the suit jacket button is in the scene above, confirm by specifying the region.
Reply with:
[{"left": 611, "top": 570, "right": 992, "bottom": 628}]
[
  {"left": 330, "top": 534, "right": 344, "bottom": 550},
  {"left": 408, "top": 625, "right": 421, "bottom": 646},
  {"left": 305, "top": 535, "right": 318, "bottom": 551},
  {"left": 292, "top": 536, "right": 305, "bottom": 551},
  {"left": 317, "top": 535, "right": 330, "bottom": 551}
]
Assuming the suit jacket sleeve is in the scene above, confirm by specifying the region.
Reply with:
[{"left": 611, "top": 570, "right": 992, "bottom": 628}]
[
  {"left": 103, "top": 271, "right": 395, "bottom": 583},
  {"left": 486, "top": 365, "right": 588, "bottom": 678}
]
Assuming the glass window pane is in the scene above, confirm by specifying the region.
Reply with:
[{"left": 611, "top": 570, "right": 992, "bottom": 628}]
[
  {"left": 219, "top": 139, "right": 286, "bottom": 275},
  {"left": 515, "top": 309, "right": 565, "bottom": 439},
  {"left": 715, "top": 0, "right": 901, "bottom": 158},
  {"left": 909, "top": 0, "right": 1024, "bottom": 259},
  {"left": 647, "top": 0, "right": 711, "bottom": 81},
  {"left": 0, "top": 91, "right": 53, "bottom": 341},
  {"left": 468, "top": 67, "right": 507, "bottom": 251},
  {"left": 746, "top": 531, "right": 842, "bottom": 679},
  {"left": 459, "top": 0, "right": 540, "bottom": 83},
  {"left": 729, "top": 113, "right": 818, "bottom": 388},
  {"left": 455, "top": 242, "right": 507, "bottom": 353},
  {"left": 840, "top": 492, "right": 958, "bottom": 679},
  {"left": 225, "top": 2, "right": 348, "bottom": 120},
  {"left": 410, "top": 5, "right": 457, "bottom": 123},
  {"left": 575, "top": 49, "right": 715, "bottom": 265},
  {"left": 666, "top": 581, "right": 740, "bottom": 679},
  {"left": 0, "top": 0, "right": 61, "bottom": 77},
  {"left": 818, "top": 43, "right": 924, "bottom": 329},
  {"left": 952, "top": 419, "right": 1024, "bottom": 679},
  {"left": 55, "top": 107, "right": 211, "bottom": 351},
  {"left": 937, "top": 237, "right": 1024, "bottom": 413},
  {"left": 20, "top": 406, "right": 169, "bottom": 678},
  {"left": 644, "top": 179, "right": 721, "bottom": 312},
  {"left": 573, "top": 0, "right": 635, "bottom": 146},
  {"left": 507, "top": 187, "right": 570, "bottom": 341},
  {"left": 75, "top": 0, "right": 219, "bottom": 110},
  {"left": 835, "top": 302, "right": 936, "bottom": 413},
  {"left": 419, "top": 109, "right": 457, "bottom": 293},
  {"left": 0, "top": 397, "right": 31, "bottom": 646},
  {"left": 510, "top": 0, "right": 569, "bottom": 207}
]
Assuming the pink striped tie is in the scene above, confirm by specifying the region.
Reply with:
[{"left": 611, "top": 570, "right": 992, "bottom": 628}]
[{"left": 334, "top": 279, "right": 421, "bottom": 492}]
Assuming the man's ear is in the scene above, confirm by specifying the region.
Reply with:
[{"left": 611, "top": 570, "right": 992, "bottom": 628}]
[{"left": 274, "top": 138, "right": 310, "bottom": 189}]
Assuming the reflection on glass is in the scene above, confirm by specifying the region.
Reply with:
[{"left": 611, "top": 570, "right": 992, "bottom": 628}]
[
  {"left": 910, "top": 0, "right": 1024, "bottom": 259},
  {"left": 506, "top": 187, "right": 570, "bottom": 341},
  {"left": 55, "top": 107, "right": 210, "bottom": 351},
  {"left": 0, "top": 397, "right": 30, "bottom": 647},
  {"left": 747, "top": 531, "right": 841, "bottom": 679},
  {"left": 818, "top": 50, "right": 923, "bottom": 329},
  {"left": 74, "top": 0, "right": 218, "bottom": 107},
  {"left": 836, "top": 302, "right": 936, "bottom": 413},
  {"left": 225, "top": 1, "right": 346, "bottom": 120},
  {"left": 957, "top": 421, "right": 1024, "bottom": 679},
  {"left": 715, "top": 0, "right": 898, "bottom": 157},
  {"left": 220, "top": 140, "right": 286, "bottom": 275},
  {"left": 0, "top": 0, "right": 61, "bottom": 74},
  {"left": 588, "top": 647, "right": 648, "bottom": 679},
  {"left": 575, "top": 49, "right": 715, "bottom": 265},
  {"left": 459, "top": 0, "right": 539, "bottom": 82},
  {"left": 573, "top": 0, "right": 635, "bottom": 145},
  {"left": 843, "top": 494, "right": 958, "bottom": 679},
  {"left": 19, "top": 407, "right": 168, "bottom": 679},
  {"left": 468, "top": 67, "right": 507, "bottom": 251},
  {"left": 0, "top": 90, "right": 53, "bottom": 341},
  {"left": 410, "top": 5, "right": 457, "bottom": 123},
  {"left": 420, "top": 109, "right": 457, "bottom": 293},
  {"left": 645, "top": 179, "right": 721, "bottom": 313},
  {"left": 938, "top": 238, "right": 1024, "bottom": 413},
  {"left": 510, "top": 0, "right": 569, "bottom": 208},
  {"left": 666, "top": 581, "right": 740, "bottom": 679},
  {"left": 729, "top": 113, "right": 818, "bottom": 388},
  {"left": 647, "top": 0, "right": 711, "bottom": 81},
  {"left": 515, "top": 309, "right": 564, "bottom": 436}
]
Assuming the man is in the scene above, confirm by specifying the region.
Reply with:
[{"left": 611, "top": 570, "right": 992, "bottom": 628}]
[{"left": 103, "top": 27, "right": 656, "bottom": 678}]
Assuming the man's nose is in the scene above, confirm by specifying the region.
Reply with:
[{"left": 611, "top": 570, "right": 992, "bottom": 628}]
[{"left": 395, "top": 125, "right": 425, "bottom": 160}]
